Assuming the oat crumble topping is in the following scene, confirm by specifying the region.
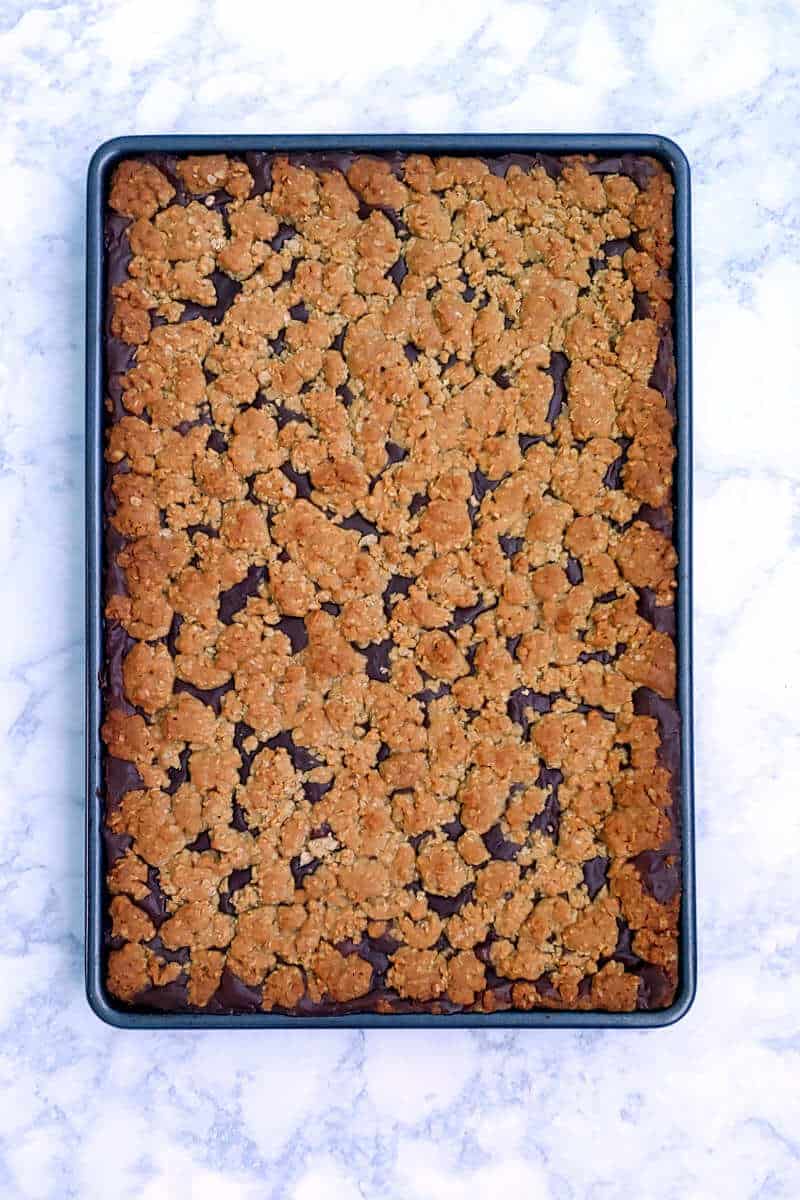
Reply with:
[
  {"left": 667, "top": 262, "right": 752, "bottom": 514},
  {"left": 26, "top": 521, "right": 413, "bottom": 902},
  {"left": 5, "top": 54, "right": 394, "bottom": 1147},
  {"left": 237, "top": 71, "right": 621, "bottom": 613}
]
[{"left": 102, "top": 151, "right": 680, "bottom": 1015}]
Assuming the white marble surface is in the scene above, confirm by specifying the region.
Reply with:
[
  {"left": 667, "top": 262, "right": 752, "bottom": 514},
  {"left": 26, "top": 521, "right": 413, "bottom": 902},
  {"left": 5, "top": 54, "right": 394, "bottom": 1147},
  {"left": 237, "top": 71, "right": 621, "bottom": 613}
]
[{"left": 1, "top": 0, "right": 799, "bottom": 1195}]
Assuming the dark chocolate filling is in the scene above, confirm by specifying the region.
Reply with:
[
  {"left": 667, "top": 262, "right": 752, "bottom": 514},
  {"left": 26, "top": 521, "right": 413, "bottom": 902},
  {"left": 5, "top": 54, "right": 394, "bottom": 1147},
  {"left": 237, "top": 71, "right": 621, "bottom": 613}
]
[
  {"left": 101, "top": 148, "right": 680, "bottom": 1017},
  {"left": 218, "top": 564, "right": 267, "bottom": 624},
  {"left": 545, "top": 351, "right": 569, "bottom": 425}
]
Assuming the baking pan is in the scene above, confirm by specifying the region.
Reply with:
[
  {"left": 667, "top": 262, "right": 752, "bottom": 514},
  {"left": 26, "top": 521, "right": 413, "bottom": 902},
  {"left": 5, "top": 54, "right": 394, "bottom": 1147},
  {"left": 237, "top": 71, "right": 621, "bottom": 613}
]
[{"left": 86, "top": 134, "right": 695, "bottom": 1029}]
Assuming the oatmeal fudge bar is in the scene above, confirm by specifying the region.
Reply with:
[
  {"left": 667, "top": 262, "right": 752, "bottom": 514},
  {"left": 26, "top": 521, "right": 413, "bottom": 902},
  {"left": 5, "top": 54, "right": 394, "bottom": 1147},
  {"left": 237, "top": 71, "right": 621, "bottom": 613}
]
[{"left": 101, "top": 150, "right": 680, "bottom": 1015}]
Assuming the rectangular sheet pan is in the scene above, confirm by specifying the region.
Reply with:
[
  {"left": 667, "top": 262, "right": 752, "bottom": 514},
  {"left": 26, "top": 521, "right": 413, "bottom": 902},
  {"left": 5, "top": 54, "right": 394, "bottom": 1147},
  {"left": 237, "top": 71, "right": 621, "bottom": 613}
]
[{"left": 86, "top": 133, "right": 695, "bottom": 1028}]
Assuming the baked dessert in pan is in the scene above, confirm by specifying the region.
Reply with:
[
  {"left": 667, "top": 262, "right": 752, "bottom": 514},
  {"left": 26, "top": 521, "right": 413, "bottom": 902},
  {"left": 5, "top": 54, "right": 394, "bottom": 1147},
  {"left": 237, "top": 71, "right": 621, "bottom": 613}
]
[{"left": 101, "top": 150, "right": 680, "bottom": 1016}]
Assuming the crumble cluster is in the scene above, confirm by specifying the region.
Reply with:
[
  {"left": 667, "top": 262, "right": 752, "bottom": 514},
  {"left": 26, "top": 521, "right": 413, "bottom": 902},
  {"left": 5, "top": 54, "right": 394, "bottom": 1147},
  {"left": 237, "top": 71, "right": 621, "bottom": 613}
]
[{"left": 102, "top": 151, "right": 679, "bottom": 1015}]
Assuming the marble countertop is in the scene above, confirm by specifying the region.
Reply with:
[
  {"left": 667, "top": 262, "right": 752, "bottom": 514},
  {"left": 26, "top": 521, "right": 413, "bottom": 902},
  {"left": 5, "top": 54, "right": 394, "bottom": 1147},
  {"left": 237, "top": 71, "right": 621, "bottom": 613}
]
[{"left": 1, "top": 0, "right": 798, "bottom": 1195}]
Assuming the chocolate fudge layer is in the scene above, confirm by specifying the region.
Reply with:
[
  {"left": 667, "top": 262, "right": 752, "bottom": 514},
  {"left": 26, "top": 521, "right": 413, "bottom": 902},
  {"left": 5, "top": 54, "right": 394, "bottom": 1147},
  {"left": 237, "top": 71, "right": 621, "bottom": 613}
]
[{"left": 101, "top": 151, "right": 680, "bottom": 1015}]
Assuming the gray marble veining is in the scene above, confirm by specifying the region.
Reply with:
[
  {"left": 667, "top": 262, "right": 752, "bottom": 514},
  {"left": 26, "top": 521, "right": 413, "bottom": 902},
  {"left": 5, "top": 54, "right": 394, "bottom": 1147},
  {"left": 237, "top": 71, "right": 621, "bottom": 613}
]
[{"left": 0, "top": 0, "right": 798, "bottom": 1196}]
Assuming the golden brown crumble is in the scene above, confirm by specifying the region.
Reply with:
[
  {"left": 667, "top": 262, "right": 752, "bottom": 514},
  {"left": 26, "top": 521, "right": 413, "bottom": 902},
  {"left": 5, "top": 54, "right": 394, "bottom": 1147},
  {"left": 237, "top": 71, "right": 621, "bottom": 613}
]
[{"left": 103, "top": 151, "right": 679, "bottom": 1016}]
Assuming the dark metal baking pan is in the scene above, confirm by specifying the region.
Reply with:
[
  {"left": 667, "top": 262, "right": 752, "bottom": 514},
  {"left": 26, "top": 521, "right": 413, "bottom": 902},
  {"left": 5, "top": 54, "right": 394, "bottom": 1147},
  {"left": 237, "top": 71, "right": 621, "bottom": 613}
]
[{"left": 86, "top": 134, "right": 695, "bottom": 1029}]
